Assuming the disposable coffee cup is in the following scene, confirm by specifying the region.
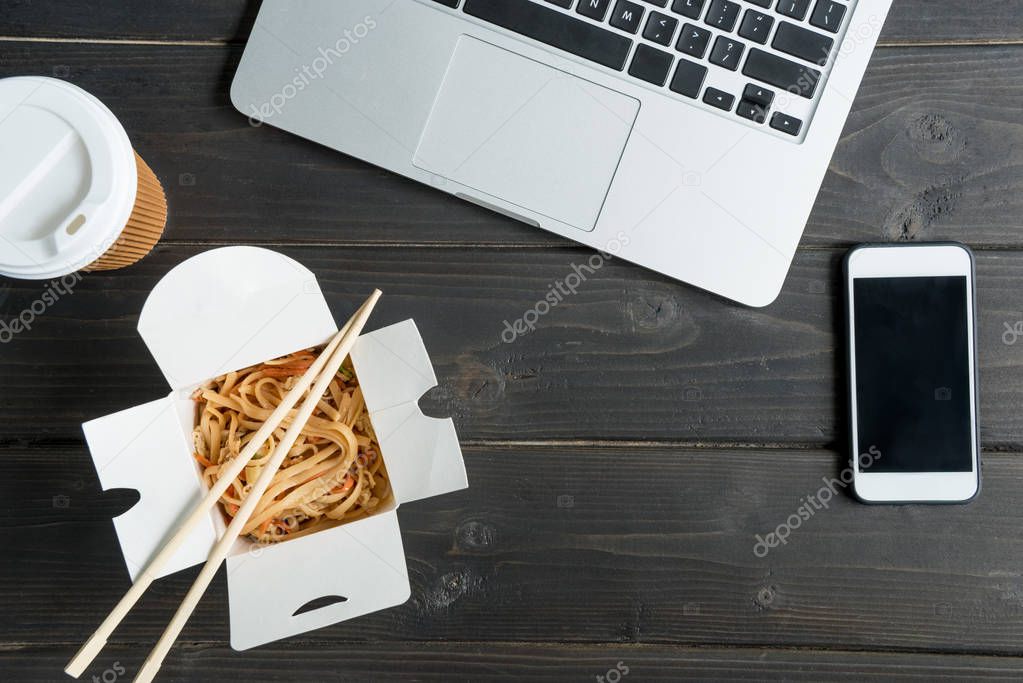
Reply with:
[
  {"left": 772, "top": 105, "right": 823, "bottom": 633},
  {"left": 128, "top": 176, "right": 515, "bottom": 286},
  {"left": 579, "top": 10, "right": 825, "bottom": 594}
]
[{"left": 0, "top": 76, "right": 168, "bottom": 279}]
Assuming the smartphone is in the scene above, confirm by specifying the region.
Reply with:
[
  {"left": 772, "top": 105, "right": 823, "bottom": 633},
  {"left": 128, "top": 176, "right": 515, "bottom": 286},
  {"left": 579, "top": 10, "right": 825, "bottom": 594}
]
[{"left": 845, "top": 243, "right": 980, "bottom": 504}]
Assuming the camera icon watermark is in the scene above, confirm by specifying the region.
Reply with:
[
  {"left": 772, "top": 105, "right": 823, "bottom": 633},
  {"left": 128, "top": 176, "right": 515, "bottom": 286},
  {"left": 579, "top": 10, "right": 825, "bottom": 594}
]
[{"left": 53, "top": 494, "right": 71, "bottom": 509}]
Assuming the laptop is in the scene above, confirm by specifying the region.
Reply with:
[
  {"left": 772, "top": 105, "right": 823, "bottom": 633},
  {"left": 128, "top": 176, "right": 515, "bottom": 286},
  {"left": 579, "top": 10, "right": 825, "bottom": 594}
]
[{"left": 232, "top": 0, "right": 892, "bottom": 307}]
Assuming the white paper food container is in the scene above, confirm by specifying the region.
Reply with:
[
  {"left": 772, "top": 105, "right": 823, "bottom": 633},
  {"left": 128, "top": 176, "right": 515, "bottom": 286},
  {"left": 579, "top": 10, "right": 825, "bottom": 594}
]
[{"left": 81, "top": 246, "right": 467, "bottom": 650}]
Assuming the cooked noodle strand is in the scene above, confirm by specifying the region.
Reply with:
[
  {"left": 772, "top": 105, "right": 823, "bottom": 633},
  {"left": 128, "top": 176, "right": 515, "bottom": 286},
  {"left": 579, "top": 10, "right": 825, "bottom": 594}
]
[{"left": 192, "top": 349, "right": 389, "bottom": 544}]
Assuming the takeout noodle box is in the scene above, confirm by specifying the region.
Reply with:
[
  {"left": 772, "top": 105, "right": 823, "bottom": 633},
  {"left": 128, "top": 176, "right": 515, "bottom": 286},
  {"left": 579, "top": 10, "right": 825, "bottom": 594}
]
[{"left": 82, "top": 246, "right": 467, "bottom": 650}]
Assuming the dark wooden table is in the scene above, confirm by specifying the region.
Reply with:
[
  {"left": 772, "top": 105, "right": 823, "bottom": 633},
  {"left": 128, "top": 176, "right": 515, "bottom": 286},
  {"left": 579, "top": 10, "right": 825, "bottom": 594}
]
[{"left": 4, "top": 2, "right": 1023, "bottom": 680}]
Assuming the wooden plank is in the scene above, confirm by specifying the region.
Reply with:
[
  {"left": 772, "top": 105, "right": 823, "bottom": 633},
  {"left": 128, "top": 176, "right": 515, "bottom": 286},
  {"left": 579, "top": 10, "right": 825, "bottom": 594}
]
[
  {"left": 1, "top": 245, "right": 1022, "bottom": 445},
  {"left": 2, "top": 42, "right": 1023, "bottom": 248},
  {"left": 0, "top": 0, "right": 256, "bottom": 43},
  {"left": 7, "top": 643, "right": 1023, "bottom": 682},
  {"left": 2, "top": 1, "right": 1023, "bottom": 46},
  {"left": 6, "top": 443, "right": 1023, "bottom": 655},
  {"left": 883, "top": 1, "right": 1023, "bottom": 46}
]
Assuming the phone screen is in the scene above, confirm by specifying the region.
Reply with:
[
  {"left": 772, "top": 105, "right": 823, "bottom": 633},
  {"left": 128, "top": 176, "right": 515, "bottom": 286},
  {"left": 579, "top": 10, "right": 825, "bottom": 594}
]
[{"left": 853, "top": 275, "right": 972, "bottom": 472}]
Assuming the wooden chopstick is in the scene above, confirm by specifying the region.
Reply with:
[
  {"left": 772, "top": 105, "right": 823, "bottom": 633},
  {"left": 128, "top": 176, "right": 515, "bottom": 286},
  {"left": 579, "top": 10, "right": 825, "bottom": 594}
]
[
  {"left": 131, "top": 289, "right": 381, "bottom": 683},
  {"left": 65, "top": 290, "right": 382, "bottom": 680}
]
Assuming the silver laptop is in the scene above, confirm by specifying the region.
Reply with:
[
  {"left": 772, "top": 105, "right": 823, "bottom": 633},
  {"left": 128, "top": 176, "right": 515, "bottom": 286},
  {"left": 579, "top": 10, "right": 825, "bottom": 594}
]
[{"left": 232, "top": 0, "right": 892, "bottom": 306}]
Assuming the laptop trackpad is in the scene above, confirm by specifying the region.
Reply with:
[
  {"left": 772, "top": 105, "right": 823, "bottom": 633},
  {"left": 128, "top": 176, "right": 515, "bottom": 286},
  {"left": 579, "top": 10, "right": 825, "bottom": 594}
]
[{"left": 413, "top": 36, "right": 639, "bottom": 232}]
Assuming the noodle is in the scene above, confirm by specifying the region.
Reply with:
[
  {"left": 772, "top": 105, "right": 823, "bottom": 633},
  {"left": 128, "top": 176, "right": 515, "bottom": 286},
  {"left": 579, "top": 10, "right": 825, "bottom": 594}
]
[{"left": 192, "top": 348, "right": 390, "bottom": 544}]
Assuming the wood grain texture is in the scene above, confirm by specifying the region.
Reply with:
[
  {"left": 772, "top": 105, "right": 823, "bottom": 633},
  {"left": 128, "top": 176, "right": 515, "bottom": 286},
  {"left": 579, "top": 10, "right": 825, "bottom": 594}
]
[
  {"left": 2, "top": 0, "right": 1023, "bottom": 45},
  {"left": 0, "top": 0, "right": 257, "bottom": 43},
  {"left": 4, "top": 1, "right": 1023, "bottom": 679},
  {"left": 6, "top": 444, "right": 1023, "bottom": 656},
  {"left": 7, "top": 643, "right": 1023, "bottom": 682},
  {"left": 2, "top": 245, "right": 1022, "bottom": 446},
  {"left": 1, "top": 42, "right": 1022, "bottom": 248}
]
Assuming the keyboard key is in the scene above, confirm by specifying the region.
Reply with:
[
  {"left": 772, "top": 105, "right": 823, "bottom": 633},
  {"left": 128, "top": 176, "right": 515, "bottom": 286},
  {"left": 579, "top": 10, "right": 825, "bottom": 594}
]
[
  {"left": 643, "top": 11, "right": 679, "bottom": 45},
  {"left": 743, "top": 48, "right": 821, "bottom": 97},
  {"left": 709, "top": 36, "right": 745, "bottom": 70},
  {"left": 810, "top": 0, "right": 846, "bottom": 33},
  {"left": 645, "top": 0, "right": 669, "bottom": 5},
  {"left": 672, "top": 0, "right": 706, "bottom": 19},
  {"left": 677, "top": 23, "right": 711, "bottom": 57},
  {"left": 776, "top": 0, "right": 812, "bottom": 20},
  {"left": 578, "top": 0, "right": 612, "bottom": 20},
  {"left": 545, "top": 0, "right": 575, "bottom": 7},
  {"left": 738, "top": 9, "right": 774, "bottom": 44},
  {"left": 433, "top": 0, "right": 460, "bottom": 7},
  {"left": 745, "top": 0, "right": 772, "bottom": 7},
  {"left": 629, "top": 44, "right": 675, "bottom": 85},
  {"left": 770, "top": 111, "right": 803, "bottom": 135},
  {"left": 772, "top": 22, "right": 834, "bottom": 65},
  {"left": 703, "top": 87, "right": 735, "bottom": 110},
  {"left": 668, "top": 59, "right": 708, "bottom": 97},
  {"left": 743, "top": 83, "right": 774, "bottom": 106},
  {"left": 736, "top": 99, "right": 768, "bottom": 123},
  {"left": 610, "top": 0, "right": 646, "bottom": 33},
  {"left": 465, "top": 0, "right": 635, "bottom": 71},
  {"left": 704, "top": 0, "right": 741, "bottom": 31}
]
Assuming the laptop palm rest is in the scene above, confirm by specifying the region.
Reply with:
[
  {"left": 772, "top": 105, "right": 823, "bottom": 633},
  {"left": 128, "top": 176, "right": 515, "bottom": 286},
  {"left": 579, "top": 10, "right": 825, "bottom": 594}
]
[{"left": 413, "top": 36, "right": 639, "bottom": 232}]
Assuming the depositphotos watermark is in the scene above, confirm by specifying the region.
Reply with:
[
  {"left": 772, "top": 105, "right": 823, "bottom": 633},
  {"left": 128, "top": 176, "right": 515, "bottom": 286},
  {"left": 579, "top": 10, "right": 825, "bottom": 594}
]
[
  {"left": 0, "top": 273, "right": 83, "bottom": 344},
  {"left": 91, "top": 661, "right": 125, "bottom": 683},
  {"left": 596, "top": 661, "right": 630, "bottom": 683},
  {"left": 501, "top": 232, "right": 631, "bottom": 344},
  {"left": 752, "top": 446, "right": 882, "bottom": 558},
  {"left": 247, "top": 16, "right": 378, "bottom": 126},
  {"left": 770, "top": 12, "right": 886, "bottom": 112}
]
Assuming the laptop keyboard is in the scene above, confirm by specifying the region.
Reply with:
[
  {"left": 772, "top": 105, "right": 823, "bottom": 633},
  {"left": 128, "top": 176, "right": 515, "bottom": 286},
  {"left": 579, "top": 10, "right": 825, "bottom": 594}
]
[{"left": 429, "top": 0, "right": 856, "bottom": 141}]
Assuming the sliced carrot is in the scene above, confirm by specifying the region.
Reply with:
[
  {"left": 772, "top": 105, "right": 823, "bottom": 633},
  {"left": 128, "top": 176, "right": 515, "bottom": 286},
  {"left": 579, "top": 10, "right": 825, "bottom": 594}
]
[
  {"left": 259, "top": 362, "right": 314, "bottom": 378},
  {"left": 193, "top": 453, "right": 214, "bottom": 468},
  {"left": 331, "top": 475, "right": 355, "bottom": 494},
  {"left": 299, "top": 472, "right": 326, "bottom": 486}
]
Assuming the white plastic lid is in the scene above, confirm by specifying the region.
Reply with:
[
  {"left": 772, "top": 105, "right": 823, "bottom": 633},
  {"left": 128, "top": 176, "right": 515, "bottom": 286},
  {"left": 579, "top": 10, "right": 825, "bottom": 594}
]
[{"left": 0, "top": 77, "right": 138, "bottom": 279}]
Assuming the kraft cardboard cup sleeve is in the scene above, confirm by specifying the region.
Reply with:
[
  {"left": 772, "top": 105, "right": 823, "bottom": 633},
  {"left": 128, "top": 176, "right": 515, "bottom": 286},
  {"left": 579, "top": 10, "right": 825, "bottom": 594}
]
[{"left": 0, "top": 76, "right": 168, "bottom": 279}]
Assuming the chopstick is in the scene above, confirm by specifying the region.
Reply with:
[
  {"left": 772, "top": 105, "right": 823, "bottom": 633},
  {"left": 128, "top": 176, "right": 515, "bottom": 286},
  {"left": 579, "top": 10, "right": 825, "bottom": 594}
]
[{"left": 65, "top": 290, "right": 382, "bottom": 680}]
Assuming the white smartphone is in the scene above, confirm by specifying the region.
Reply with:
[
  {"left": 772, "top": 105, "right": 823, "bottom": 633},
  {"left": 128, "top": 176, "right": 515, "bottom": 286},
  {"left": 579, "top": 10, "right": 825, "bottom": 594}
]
[{"left": 845, "top": 243, "right": 980, "bottom": 504}]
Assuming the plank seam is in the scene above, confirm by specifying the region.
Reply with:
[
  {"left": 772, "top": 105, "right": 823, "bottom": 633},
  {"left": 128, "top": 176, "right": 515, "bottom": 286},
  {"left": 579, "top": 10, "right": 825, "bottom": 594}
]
[
  {"left": 4, "top": 36, "right": 1023, "bottom": 49},
  {"left": 0, "top": 36, "right": 229, "bottom": 46},
  {"left": 6, "top": 438, "right": 1023, "bottom": 455},
  {"left": 5, "top": 640, "right": 1023, "bottom": 660},
  {"left": 152, "top": 240, "right": 1023, "bottom": 253}
]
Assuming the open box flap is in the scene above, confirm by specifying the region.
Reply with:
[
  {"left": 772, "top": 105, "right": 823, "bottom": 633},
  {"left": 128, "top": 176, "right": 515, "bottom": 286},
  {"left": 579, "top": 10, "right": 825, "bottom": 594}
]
[
  {"left": 82, "top": 394, "right": 217, "bottom": 580},
  {"left": 137, "top": 246, "right": 337, "bottom": 390},
  {"left": 351, "top": 320, "right": 468, "bottom": 504},
  {"left": 225, "top": 510, "right": 409, "bottom": 650}
]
